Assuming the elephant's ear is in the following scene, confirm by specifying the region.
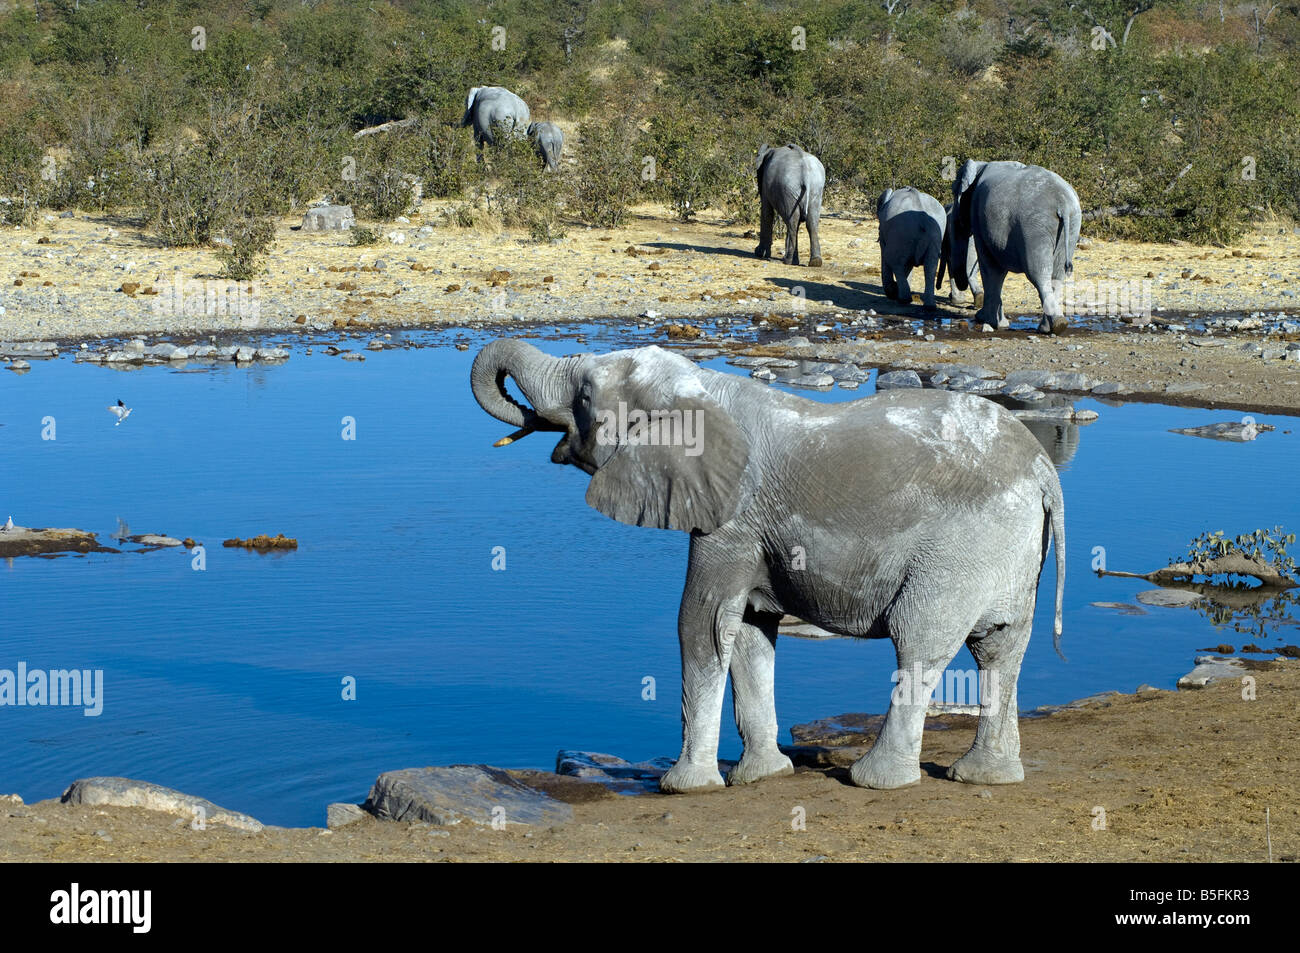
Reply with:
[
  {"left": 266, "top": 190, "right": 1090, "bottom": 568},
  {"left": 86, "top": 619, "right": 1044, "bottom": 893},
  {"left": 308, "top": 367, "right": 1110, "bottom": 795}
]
[
  {"left": 585, "top": 368, "right": 751, "bottom": 534},
  {"left": 876, "top": 189, "right": 892, "bottom": 220},
  {"left": 954, "top": 161, "right": 982, "bottom": 234}
]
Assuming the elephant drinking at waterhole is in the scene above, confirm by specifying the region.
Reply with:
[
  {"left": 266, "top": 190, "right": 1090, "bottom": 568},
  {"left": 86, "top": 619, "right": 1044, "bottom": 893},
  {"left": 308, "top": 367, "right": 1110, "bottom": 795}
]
[{"left": 472, "top": 340, "right": 1066, "bottom": 794}]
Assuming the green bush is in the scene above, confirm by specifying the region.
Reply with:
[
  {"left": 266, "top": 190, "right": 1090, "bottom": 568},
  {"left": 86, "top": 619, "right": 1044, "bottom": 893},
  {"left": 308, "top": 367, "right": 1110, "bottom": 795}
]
[
  {"left": 350, "top": 225, "right": 380, "bottom": 246},
  {"left": 485, "top": 135, "right": 566, "bottom": 242},
  {"left": 571, "top": 117, "right": 642, "bottom": 228},
  {"left": 216, "top": 218, "right": 276, "bottom": 281}
]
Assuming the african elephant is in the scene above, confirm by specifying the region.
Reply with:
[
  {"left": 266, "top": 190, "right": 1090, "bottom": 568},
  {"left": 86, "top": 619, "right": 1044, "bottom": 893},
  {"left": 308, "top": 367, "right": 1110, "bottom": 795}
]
[
  {"left": 471, "top": 339, "right": 1066, "bottom": 794},
  {"left": 939, "top": 202, "right": 983, "bottom": 310},
  {"left": 755, "top": 143, "right": 824, "bottom": 267},
  {"left": 528, "top": 122, "right": 564, "bottom": 172},
  {"left": 461, "top": 86, "right": 531, "bottom": 149},
  {"left": 950, "top": 160, "right": 1081, "bottom": 334},
  {"left": 876, "top": 187, "right": 945, "bottom": 309}
]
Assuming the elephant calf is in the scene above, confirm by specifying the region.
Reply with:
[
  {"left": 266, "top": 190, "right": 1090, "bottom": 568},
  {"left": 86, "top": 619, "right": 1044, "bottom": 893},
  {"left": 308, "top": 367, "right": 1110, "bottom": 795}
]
[
  {"left": 876, "top": 187, "right": 945, "bottom": 310},
  {"left": 755, "top": 143, "right": 824, "bottom": 267},
  {"left": 473, "top": 339, "right": 1066, "bottom": 795},
  {"left": 950, "top": 159, "right": 1081, "bottom": 334},
  {"left": 528, "top": 122, "right": 564, "bottom": 172}
]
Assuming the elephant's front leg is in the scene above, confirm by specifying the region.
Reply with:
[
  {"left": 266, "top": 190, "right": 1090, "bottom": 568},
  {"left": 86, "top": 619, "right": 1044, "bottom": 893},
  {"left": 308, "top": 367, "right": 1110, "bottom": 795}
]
[
  {"left": 726, "top": 614, "right": 794, "bottom": 786},
  {"left": 922, "top": 252, "right": 939, "bottom": 310},
  {"left": 660, "top": 587, "right": 749, "bottom": 794}
]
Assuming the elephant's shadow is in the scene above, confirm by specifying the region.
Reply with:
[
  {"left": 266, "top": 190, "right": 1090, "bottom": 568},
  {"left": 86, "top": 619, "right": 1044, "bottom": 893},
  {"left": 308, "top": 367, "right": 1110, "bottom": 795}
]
[
  {"left": 644, "top": 240, "right": 758, "bottom": 261},
  {"left": 815, "top": 762, "right": 953, "bottom": 787},
  {"left": 764, "top": 276, "right": 967, "bottom": 320}
]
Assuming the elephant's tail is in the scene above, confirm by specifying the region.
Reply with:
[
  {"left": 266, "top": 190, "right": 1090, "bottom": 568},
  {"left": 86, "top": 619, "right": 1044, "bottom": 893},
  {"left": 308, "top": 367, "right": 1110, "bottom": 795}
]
[
  {"left": 1054, "top": 208, "right": 1077, "bottom": 279},
  {"left": 1040, "top": 462, "right": 1067, "bottom": 660}
]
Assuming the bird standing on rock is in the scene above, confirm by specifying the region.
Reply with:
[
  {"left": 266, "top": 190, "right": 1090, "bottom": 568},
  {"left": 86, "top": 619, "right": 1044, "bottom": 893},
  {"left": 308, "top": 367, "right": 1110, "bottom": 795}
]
[{"left": 2, "top": 516, "right": 13, "bottom": 532}]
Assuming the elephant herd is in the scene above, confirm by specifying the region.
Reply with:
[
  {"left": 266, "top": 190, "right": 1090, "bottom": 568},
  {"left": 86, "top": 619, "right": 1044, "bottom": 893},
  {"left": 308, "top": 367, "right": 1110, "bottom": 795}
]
[{"left": 461, "top": 85, "right": 1082, "bottom": 333}]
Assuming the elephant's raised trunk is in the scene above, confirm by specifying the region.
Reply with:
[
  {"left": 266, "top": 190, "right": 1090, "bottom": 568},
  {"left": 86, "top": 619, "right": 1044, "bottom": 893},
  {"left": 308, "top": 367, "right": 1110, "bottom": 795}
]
[{"left": 470, "top": 339, "right": 578, "bottom": 445}]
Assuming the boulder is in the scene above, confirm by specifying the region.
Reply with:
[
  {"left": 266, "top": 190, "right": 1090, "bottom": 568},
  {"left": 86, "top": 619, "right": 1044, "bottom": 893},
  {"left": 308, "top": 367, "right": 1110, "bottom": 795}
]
[
  {"left": 363, "top": 765, "right": 573, "bottom": 827},
  {"left": 1004, "top": 370, "right": 1098, "bottom": 392},
  {"left": 301, "top": 205, "right": 355, "bottom": 232},
  {"left": 1168, "top": 421, "right": 1261, "bottom": 442},
  {"left": 1136, "top": 588, "right": 1204, "bottom": 608},
  {"left": 0, "top": 341, "right": 58, "bottom": 359},
  {"left": 62, "top": 777, "right": 263, "bottom": 832},
  {"left": 876, "top": 369, "right": 923, "bottom": 390},
  {"left": 326, "top": 803, "right": 368, "bottom": 829},
  {"left": 1177, "top": 656, "right": 1247, "bottom": 690}
]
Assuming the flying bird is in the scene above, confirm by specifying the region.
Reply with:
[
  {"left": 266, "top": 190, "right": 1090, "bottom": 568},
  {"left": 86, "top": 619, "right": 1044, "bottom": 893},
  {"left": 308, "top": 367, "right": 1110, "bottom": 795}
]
[{"left": 108, "top": 399, "right": 132, "bottom": 425}]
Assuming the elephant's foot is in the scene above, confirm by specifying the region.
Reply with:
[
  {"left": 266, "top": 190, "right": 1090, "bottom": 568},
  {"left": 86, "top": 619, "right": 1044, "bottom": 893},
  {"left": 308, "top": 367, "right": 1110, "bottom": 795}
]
[
  {"left": 849, "top": 747, "right": 921, "bottom": 790},
  {"left": 1038, "top": 316, "right": 1068, "bottom": 335},
  {"left": 947, "top": 748, "right": 1024, "bottom": 785},
  {"left": 922, "top": 296, "right": 937, "bottom": 311},
  {"left": 807, "top": 256, "right": 823, "bottom": 268},
  {"left": 659, "top": 759, "right": 726, "bottom": 794},
  {"left": 727, "top": 748, "right": 794, "bottom": 786}
]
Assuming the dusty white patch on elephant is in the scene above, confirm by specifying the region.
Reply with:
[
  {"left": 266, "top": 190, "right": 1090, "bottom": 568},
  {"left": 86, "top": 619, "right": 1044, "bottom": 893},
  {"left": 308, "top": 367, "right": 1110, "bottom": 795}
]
[{"left": 886, "top": 397, "right": 1000, "bottom": 456}]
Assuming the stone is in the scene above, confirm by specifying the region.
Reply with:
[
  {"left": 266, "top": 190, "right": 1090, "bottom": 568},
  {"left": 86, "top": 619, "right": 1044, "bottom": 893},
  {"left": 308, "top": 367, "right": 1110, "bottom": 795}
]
[
  {"left": 1004, "top": 370, "right": 1098, "bottom": 392},
  {"left": 255, "top": 347, "right": 289, "bottom": 361},
  {"left": 1090, "top": 381, "right": 1129, "bottom": 396},
  {"left": 363, "top": 765, "right": 573, "bottom": 827},
  {"left": 1168, "top": 421, "right": 1259, "bottom": 442},
  {"left": 301, "top": 205, "right": 355, "bottom": 231},
  {"left": 1177, "top": 656, "right": 1247, "bottom": 690},
  {"left": 1011, "top": 407, "right": 1100, "bottom": 422},
  {"left": 930, "top": 362, "right": 999, "bottom": 380},
  {"left": 0, "top": 341, "right": 58, "bottom": 359},
  {"left": 326, "top": 802, "right": 368, "bottom": 829},
  {"left": 784, "top": 373, "right": 835, "bottom": 389},
  {"left": 62, "top": 777, "right": 263, "bottom": 832},
  {"left": 234, "top": 346, "right": 256, "bottom": 363},
  {"left": 1136, "top": 588, "right": 1204, "bottom": 608},
  {"left": 876, "top": 369, "right": 923, "bottom": 390}
]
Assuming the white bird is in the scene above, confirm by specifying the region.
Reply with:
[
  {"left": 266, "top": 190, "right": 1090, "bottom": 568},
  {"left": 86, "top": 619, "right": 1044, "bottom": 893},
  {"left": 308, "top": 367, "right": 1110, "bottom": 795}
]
[
  {"left": 108, "top": 399, "right": 132, "bottom": 425},
  {"left": 2, "top": 516, "right": 13, "bottom": 532}
]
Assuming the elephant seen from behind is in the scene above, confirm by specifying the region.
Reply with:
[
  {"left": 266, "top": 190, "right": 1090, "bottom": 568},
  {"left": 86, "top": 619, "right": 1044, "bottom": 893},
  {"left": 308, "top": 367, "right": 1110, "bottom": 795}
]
[
  {"left": 876, "top": 187, "right": 945, "bottom": 310},
  {"left": 754, "top": 143, "right": 825, "bottom": 267}
]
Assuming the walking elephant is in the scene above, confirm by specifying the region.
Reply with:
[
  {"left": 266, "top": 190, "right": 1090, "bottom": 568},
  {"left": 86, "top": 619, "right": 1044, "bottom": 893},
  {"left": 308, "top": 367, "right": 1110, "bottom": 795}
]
[
  {"left": 950, "top": 160, "right": 1081, "bottom": 334},
  {"left": 471, "top": 339, "right": 1066, "bottom": 794},
  {"left": 755, "top": 143, "right": 824, "bottom": 267},
  {"left": 939, "top": 202, "right": 983, "bottom": 310},
  {"left": 461, "top": 86, "right": 531, "bottom": 148},
  {"left": 876, "top": 187, "right": 945, "bottom": 309},
  {"left": 528, "top": 122, "right": 563, "bottom": 171}
]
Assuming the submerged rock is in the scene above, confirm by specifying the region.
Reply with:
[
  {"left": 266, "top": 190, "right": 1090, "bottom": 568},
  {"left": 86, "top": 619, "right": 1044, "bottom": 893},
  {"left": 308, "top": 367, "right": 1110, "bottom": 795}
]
[
  {"left": 1169, "top": 421, "right": 1272, "bottom": 442},
  {"left": 363, "top": 765, "right": 573, "bottom": 827},
  {"left": 1136, "top": 588, "right": 1204, "bottom": 607},
  {"left": 62, "top": 777, "right": 264, "bottom": 832}
]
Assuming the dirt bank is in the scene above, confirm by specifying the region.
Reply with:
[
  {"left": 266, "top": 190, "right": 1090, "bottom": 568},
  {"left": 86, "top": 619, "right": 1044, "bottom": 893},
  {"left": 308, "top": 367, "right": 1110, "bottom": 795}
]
[{"left": 3, "top": 662, "right": 1294, "bottom": 862}]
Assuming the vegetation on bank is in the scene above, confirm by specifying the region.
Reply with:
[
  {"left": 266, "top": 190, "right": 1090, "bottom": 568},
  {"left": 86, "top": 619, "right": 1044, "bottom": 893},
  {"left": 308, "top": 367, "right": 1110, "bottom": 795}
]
[{"left": 0, "top": 0, "right": 1297, "bottom": 260}]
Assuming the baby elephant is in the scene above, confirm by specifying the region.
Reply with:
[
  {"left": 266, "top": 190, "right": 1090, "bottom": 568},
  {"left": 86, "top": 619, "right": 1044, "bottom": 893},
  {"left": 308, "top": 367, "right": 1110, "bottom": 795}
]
[
  {"left": 755, "top": 143, "right": 824, "bottom": 267},
  {"left": 876, "top": 187, "right": 945, "bottom": 309},
  {"left": 528, "top": 122, "right": 563, "bottom": 172}
]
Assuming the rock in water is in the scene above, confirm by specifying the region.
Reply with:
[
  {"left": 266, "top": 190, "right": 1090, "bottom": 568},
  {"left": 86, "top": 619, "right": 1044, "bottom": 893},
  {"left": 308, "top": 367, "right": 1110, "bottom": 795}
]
[
  {"left": 363, "top": 765, "right": 573, "bottom": 827},
  {"left": 1136, "top": 588, "right": 1204, "bottom": 608},
  {"left": 876, "top": 369, "right": 923, "bottom": 390},
  {"left": 301, "top": 205, "right": 355, "bottom": 232},
  {"left": 1168, "top": 421, "right": 1265, "bottom": 442},
  {"left": 62, "top": 777, "right": 263, "bottom": 832},
  {"left": 1177, "top": 656, "right": 1247, "bottom": 690}
]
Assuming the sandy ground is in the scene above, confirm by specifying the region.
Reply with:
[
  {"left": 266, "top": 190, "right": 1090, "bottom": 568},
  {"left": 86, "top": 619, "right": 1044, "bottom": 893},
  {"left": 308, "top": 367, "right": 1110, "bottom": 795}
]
[
  {"left": 4, "top": 202, "right": 1300, "bottom": 411},
  {"left": 2, "top": 662, "right": 1295, "bottom": 862}
]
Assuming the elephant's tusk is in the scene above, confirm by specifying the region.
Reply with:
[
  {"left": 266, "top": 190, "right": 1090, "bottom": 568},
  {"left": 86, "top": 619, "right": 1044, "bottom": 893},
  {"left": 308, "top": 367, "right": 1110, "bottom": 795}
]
[{"left": 493, "top": 427, "right": 534, "bottom": 447}]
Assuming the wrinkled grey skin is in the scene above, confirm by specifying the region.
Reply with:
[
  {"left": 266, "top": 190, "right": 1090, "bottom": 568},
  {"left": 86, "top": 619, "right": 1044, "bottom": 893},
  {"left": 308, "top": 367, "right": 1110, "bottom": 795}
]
[
  {"left": 939, "top": 202, "right": 983, "bottom": 309},
  {"left": 461, "top": 86, "right": 531, "bottom": 148},
  {"left": 876, "top": 187, "right": 945, "bottom": 310},
  {"left": 528, "top": 122, "right": 563, "bottom": 172},
  {"left": 755, "top": 144, "right": 825, "bottom": 267},
  {"left": 951, "top": 160, "right": 1081, "bottom": 334},
  {"left": 472, "top": 339, "right": 1066, "bottom": 794}
]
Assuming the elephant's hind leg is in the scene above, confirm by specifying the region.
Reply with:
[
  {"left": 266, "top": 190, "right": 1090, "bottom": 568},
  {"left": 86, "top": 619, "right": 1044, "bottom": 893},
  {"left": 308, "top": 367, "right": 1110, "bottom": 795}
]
[
  {"left": 850, "top": 613, "right": 969, "bottom": 790},
  {"left": 783, "top": 212, "right": 801, "bottom": 265},
  {"left": 727, "top": 613, "right": 794, "bottom": 786},
  {"left": 948, "top": 619, "right": 1031, "bottom": 785}
]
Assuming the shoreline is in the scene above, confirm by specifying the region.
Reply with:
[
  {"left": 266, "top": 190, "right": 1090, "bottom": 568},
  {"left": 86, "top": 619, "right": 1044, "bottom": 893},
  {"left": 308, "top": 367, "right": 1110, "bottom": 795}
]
[{"left": 2, "top": 654, "right": 1295, "bottom": 861}]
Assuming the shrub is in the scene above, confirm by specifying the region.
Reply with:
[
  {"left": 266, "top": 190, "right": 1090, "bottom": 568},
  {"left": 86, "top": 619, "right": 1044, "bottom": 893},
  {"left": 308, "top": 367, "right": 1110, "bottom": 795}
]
[
  {"left": 485, "top": 135, "right": 566, "bottom": 242},
  {"left": 216, "top": 218, "right": 276, "bottom": 281},
  {"left": 571, "top": 117, "right": 642, "bottom": 228},
  {"left": 350, "top": 225, "right": 380, "bottom": 246}
]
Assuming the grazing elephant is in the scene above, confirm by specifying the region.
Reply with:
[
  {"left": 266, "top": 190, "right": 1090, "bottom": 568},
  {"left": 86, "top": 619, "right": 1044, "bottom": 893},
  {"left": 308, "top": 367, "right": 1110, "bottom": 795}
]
[
  {"left": 876, "top": 187, "right": 945, "bottom": 309},
  {"left": 755, "top": 143, "right": 824, "bottom": 267},
  {"left": 461, "top": 86, "right": 531, "bottom": 148},
  {"left": 950, "top": 160, "right": 1081, "bottom": 334},
  {"left": 471, "top": 339, "right": 1066, "bottom": 794},
  {"left": 528, "top": 122, "right": 563, "bottom": 172},
  {"left": 938, "top": 202, "right": 983, "bottom": 310}
]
